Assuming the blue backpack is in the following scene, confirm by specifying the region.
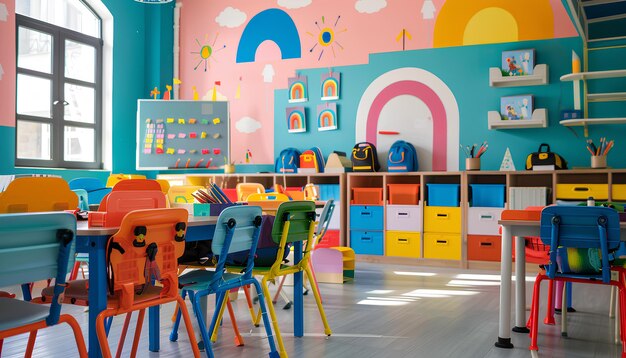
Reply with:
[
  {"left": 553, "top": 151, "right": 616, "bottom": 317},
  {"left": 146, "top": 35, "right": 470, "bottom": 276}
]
[
  {"left": 275, "top": 148, "right": 301, "bottom": 173},
  {"left": 387, "top": 140, "right": 418, "bottom": 172}
]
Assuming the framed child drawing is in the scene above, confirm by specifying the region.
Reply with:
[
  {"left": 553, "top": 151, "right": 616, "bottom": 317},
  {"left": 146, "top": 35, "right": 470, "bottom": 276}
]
[
  {"left": 500, "top": 95, "right": 533, "bottom": 120},
  {"left": 501, "top": 49, "right": 535, "bottom": 76}
]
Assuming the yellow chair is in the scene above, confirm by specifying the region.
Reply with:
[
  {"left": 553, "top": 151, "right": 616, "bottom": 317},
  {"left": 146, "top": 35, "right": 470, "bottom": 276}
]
[
  {"left": 167, "top": 185, "right": 204, "bottom": 204},
  {"left": 0, "top": 177, "right": 78, "bottom": 213},
  {"left": 236, "top": 183, "right": 265, "bottom": 201},
  {"left": 246, "top": 193, "right": 290, "bottom": 215},
  {"left": 155, "top": 179, "right": 170, "bottom": 194},
  {"left": 105, "top": 173, "right": 146, "bottom": 188}
]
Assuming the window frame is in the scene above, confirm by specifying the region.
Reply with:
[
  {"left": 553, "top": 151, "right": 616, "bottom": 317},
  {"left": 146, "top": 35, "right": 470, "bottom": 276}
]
[{"left": 15, "top": 10, "right": 103, "bottom": 169}]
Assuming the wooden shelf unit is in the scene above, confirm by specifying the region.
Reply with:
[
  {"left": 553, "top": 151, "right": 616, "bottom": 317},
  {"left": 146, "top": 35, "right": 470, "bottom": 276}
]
[
  {"left": 489, "top": 64, "right": 549, "bottom": 87},
  {"left": 488, "top": 109, "right": 548, "bottom": 129}
]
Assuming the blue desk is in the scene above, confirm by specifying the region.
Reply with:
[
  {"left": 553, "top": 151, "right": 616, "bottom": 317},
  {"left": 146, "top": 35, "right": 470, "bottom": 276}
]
[{"left": 76, "top": 216, "right": 217, "bottom": 358}]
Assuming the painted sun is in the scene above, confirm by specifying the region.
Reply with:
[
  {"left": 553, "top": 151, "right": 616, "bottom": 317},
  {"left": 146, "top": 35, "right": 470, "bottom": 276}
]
[
  {"left": 191, "top": 33, "right": 226, "bottom": 71},
  {"left": 307, "top": 16, "right": 346, "bottom": 61}
]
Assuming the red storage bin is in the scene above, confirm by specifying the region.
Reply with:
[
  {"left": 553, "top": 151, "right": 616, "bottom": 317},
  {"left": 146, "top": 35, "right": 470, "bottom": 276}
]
[
  {"left": 351, "top": 187, "right": 383, "bottom": 205},
  {"left": 467, "top": 234, "right": 501, "bottom": 262},
  {"left": 316, "top": 229, "right": 340, "bottom": 249},
  {"left": 387, "top": 184, "right": 420, "bottom": 205}
]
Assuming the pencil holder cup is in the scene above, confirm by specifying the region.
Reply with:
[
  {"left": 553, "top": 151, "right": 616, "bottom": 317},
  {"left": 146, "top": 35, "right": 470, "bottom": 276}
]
[
  {"left": 591, "top": 155, "right": 607, "bottom": 169},
  {"left": 224, "top": 164, "right": 236, "bottom": 174},
  {"left": 466, "top": 158, "right": 481, "bottom": 171}
]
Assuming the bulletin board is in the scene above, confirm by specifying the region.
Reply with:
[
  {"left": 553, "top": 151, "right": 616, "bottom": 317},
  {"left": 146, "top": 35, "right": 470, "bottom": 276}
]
[{"left": 136, "top": 100, "right": 230, "bottom": 170}]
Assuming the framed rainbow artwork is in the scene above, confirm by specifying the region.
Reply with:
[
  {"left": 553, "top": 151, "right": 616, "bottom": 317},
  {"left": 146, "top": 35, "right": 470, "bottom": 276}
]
[
  {"left": 286, "top": 106, "right": 307, "bottom": 133},
  {"left": 288, "top": 75, "right": 308, "bottom": 103},
  {"left": 317, "top": 103, "right": 337, "bottom": 131},
  {"left": 321, "top": 71, "right": 340, "bottom": 101}
]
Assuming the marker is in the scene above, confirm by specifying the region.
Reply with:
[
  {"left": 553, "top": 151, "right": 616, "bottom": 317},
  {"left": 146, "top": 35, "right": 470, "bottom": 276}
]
[{"left": 378, "top": 131, "right": 400, "bottom": 135}]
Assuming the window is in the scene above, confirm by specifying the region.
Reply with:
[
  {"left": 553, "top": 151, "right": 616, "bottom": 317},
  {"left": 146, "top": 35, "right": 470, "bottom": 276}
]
[{"left": 15, "top": 0, "right": 102, "bottom": 169}]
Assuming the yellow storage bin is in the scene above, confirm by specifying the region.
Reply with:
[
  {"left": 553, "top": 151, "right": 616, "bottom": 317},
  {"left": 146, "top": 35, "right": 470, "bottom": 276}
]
[
  {"left": 424, "top": 206, "right": 461, "bottom": 233},
  {"left": 385, "top": 231, "right": 420, "bottom": 258},
  {"left": 613, "top": 184, "right": 626, "bottom": 201},
  {"left": 556, "top": 183, "right": 608, "bottom": 200},
  {"left": 423, "top": 233, "right": 461, "bottom": 260}
]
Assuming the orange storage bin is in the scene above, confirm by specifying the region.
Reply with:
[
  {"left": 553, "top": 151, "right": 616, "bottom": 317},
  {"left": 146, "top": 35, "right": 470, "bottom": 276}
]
[
  {"left": 316, "top": 229, "right": 340, "bottom": 249},
  {"left": 351, "top": 187, "right": 383, "bottom": 205},
  {"left": 387, "top": 184, "right": 420, "bottom": 205},
  {"left": 467, "top": 235, "right": 501, "bottom": 262}
]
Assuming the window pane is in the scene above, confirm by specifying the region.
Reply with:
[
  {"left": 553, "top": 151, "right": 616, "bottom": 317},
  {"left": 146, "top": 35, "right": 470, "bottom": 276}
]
[
  {"left": 65, "top": 40, "right": 95, "bottom": 83},
  {"left": 16, "top": 0, "right": 100, "bottom": 38},
  {"left": 17, "top": 27, "right": 52, "bottom": 74},
  {"left": 64, "top": 126, "right": 94, "bottom": 162},
  {"left": 64, "top": 83, "right": 95, "bottom": 123},
  {"left": 17, "top": 120, "right": 51, "bottom": 160},
  {"left": 17, "top": 74, "right": 51, "bottom": 118}
]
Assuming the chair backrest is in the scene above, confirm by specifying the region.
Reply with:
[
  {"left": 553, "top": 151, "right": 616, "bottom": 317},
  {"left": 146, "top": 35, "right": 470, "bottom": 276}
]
[
  {"left": 167, "top": 185, "right": 204, "bottom": 204},
  {"left": 69, "top": 177, "right": 111, "bottom": 205},
  {"left": 211, "top": 206, "right": 263, "bottom": 278},
  {"left": 0, "top": 212, "right": 76, "bottom": 325},
  {"left": 155, "top": 179, "right": 171, "bottom": 194},
  {"left": 106, "top": 174, "right": 147, "bottom": 188},
  {"left": 236, "top": 183, "right": 265, "bottom": 201},
  {"left": 92, "top": 190, "right": 167, "bottom": 227},
  {"left": 0, "top": 177, "right": 78, "bottom": 213},
  {"left": 107, "top": 208, "right": 187, "bottom": 298},
  {"left": 315, "top": 200, "right": 335, "bottom": 239},
  {"left": 271, "top": 201, "right": 317, "bottom": 245},
  {"left": 72, "top": 189, "right": 90, "bottom": 211},
  {"left": 540, "top": 206, "right": 620, "bottom": 283},
  {"left": 112, "top": 179, "right": 161, "bottom": 192},
  {"left": 246, "top": 192, "right": 290, "bottom": 202}
]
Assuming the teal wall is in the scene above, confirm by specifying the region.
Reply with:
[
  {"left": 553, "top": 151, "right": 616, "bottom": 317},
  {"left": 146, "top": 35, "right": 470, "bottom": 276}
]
[{"left": 273, "top": 37, "right": 626, "bottom": 171}]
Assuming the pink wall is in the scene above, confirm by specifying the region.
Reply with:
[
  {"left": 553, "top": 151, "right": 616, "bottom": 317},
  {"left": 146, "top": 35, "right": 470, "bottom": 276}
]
[{"left": 0, "top": 1, "right": 15, "bottom": 127}]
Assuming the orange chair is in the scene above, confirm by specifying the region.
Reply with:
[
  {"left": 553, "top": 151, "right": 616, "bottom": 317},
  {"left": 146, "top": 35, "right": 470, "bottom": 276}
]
[
  {"left": 0, "top": 177, "right": 78, "bottom": 213},
  {"left": 105, "top": 174, "right": 147, "bottom": 188},
  {"left": 236, "top": 183, "right": 265, "bottom": 201},
  {"left": 95, "top": 208, "right": 200, "bottom": 358}
]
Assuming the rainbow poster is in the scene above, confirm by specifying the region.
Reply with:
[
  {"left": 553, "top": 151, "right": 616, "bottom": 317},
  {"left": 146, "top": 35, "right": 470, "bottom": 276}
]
[
  {"left": 288, "top": 75, "right": 308, "bottom": 103},
  {"left": 286, "top": 106, "right": 307, "bottom": 133},
  {"left": 317, "top": 103, "right": 337, "bottom": 131},
  {"left": 321, "top": 71, "right": 340, "bottom": 100}
]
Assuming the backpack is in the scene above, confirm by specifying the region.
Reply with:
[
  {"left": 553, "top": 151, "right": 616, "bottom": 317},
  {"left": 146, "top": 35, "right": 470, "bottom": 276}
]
[
  {"left": 525, "top": 143, "right": 568, "bottom": 170},
  {"left": 351, "top": 142, "right": 380, "bottom": 172},
  {"left": 387, "top": 140, "right": 418, "bottom": 172},
  {"left": 275, "top": 148, "right": 301, "bottom": 173},
  {"left": 299, "top": 147, "right": 325, "bottom": 173}
]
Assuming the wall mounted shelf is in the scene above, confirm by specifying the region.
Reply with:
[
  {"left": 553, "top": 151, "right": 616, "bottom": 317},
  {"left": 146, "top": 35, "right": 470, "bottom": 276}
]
[
  {"left": 559, "top": 117, "right": 626, "bottom": 127},
  {"left": 489, "top": 64, "right": 549, "bottom": 87},
  {"left": 488, "top": 109, "right": 548, "bottom": 130},
  {"left": 560, "top": 69, "right": 626, "bottom": 82}
]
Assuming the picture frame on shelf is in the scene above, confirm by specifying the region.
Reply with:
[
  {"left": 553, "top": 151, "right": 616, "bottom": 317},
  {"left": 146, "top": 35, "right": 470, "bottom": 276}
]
[
  {"left": 500, "top": 95, "right": 533, "bottom": 120},
  {"left": 501, "top": 49, "right": 535, "bottom": 76}
]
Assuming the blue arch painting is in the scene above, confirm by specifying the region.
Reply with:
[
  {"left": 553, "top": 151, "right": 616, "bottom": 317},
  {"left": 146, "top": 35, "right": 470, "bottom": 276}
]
[{"left": 236, "top": 8, "right": 301, "bottom": 63}]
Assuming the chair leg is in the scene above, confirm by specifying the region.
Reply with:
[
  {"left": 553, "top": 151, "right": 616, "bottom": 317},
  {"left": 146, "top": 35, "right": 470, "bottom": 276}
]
[
  {"left": 561, "top": 282, "right": 568, "bottom": 337},
  {"left": 251, "top": 280, "right": 280, "bottom": 358},
  {"left": 307, "top": 261, "right": 321, "bottom": 302},
  {"left": 25, "top": 330, "right": 37, "bottom": 357},
  {"left": 192, "top": 292, "right": 215, "bottom": 358},
  {"left": 544, "top": 279, "right": 556, "bottom": 325},
  {"left": 96, "top": 312, "right": 114, "bottom": 358},
  {"left": 529, "top": 275, "right": 544, "bottom": 353},
  {"left": 242, "top": 285, "right": 258, "bottom": 327},
  {"left": 208, "top": 292, "right": 228, "bottom": 343},
  {"left": 58, "top": 314, "right": 89, "bottom": 358},
  {"left": 273, "top": 276, "right": 288, "bottom": 304},
  {"left": 261, "top": 276, "right": 287, "bottom": 358},
  {"left": 616, "top": 294, "right": 621, "bottom": 345},
  {"left": 225, "top": 298, "right": 244, "bottom": 347},
  {"left": 115, "top": 312, "right": 133, "bottom": 358},
  {"left": 208, "top": 292, "right": 245, "bottom": 346},
  {"left": 70, "top": 261, "right": 81, "bottom": 281},
  {"left": 617, "top": 284, "right": 626, "bottom": 356},
  {"left": 129, "top": 309, "right": 146, "bottom": 358},
  {"left": 305, "top": 267, "right": 332, "bottom": 336},
  {"left": 170, "top": 290, "right": 187, "bottom": 342},
  {"left": 611, "top": 286, "right": 618, "bottom": 318},
  {"left": 176, "top": 295, "right": 202, "bottom": 358}
]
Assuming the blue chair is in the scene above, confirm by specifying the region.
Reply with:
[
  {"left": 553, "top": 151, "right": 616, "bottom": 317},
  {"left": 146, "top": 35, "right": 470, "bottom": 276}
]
[
  {"left": 69, "top": 177, "right": 111, "bottom": 209},
  {"left": 0, "top": 212, "right": 87, "bottom": 357},
  {"left": 529, "top": 206, "right": 626, "bottom": 358},
  {"left": 170, "top": 205, "right": 279, "bottom": 358},
  {"left": 72, "top": 189, "right": 90, "bottom": 211}
]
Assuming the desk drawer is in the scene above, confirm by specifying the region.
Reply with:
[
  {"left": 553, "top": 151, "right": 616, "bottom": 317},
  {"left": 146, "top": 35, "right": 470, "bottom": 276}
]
[
  {"left": 556, "top": 184, "right": 608, "bottom": 200},
  {"left": 613, "top": 185, "right": 626, "bottom": 201},
  {"left": 350, "top": 230, "right": 384, "bottom": 255},
  {"left": 467, "top": 207, "right": 504, "bottom": 236},
  {"left": 385, "top": 231, "right": 420, "bottom": 258},
  {"left": 350, "top": 205, "right": 384, "bottom": 230},
  {"left": 386, "top": 205, "right": 422, "bottom": 231},
  {"left": 423, "top": 233, "right": 461, "bottom": 260},
  {"left": 424, "top": 206, "right": 461, "bottom": 233},
  {"left": 467, "top": 235, "right": 501, "bottom": 262}
]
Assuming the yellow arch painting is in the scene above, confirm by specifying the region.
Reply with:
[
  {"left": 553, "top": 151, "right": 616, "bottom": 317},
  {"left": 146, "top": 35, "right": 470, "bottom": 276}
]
[{"left": 433, "top": 0, "right": 554, "bottom": 47}]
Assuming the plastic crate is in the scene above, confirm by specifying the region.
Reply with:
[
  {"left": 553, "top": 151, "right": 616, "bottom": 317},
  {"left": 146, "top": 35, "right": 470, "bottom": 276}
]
[
  {"left": 470, "top": 184, "right": 505, "bottom": 208},
  {"left": 426, "top": 184, "right": 460, "bottom": 207},
  {"left": 351, "top": 187, "right": 383, "bottom": 205},
  {"left": 387, "top": 184, "right": 420, "bottom": 205}
]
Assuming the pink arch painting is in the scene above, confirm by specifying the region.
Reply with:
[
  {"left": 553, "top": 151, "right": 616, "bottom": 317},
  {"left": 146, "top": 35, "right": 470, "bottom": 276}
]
[{"left": 366, "top": 81, "right": 447, "bottom": 171}]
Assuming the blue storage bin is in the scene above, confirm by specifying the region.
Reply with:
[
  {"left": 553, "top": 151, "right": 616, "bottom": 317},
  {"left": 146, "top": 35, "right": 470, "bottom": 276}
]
[
  {"left": 350, "top": 230, "right": 384, "bottom": 255},
  {"left": 426, "top": 184, "right": 460, "bottom": 207},
  {"left": 470, "top": 184, "right": 506, "bottom": 208},
  {"left": 318, "top": 184, "right": 340, "bottom": 201},
  {"left": 350, "top": 205, "right": 384, "bottom": 230}
]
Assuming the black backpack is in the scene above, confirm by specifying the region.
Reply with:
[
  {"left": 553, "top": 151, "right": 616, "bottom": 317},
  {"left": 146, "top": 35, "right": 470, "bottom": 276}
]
[{"left": 351, "top": 142, "right": 380, "bottom": 172}]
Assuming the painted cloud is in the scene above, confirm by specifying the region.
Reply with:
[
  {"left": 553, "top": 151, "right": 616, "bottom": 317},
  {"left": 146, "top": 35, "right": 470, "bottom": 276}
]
[
  {"left": 215, "top": 7, "right": 247, "bottom": 28},
  {"left": 277, "top": 0, "right": 312, "bottom": 9},
  {"left": 0, "top": 3, "right": 7, "bottom": 22},
  {"left": 236, "top": 116, "right": 262, "bottom": 134},
  {"left": 355, "top": 0, "right": 387, "bottom": 14}
]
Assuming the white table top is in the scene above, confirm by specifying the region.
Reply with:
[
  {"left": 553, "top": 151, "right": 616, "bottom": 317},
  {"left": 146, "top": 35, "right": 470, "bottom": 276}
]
[{"left": 76, "top": 215, "right": 218, "bottom": 236}]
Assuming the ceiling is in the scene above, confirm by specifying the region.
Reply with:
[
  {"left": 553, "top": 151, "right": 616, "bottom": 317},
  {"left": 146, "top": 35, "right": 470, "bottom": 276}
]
[{"left": 567, "top": 0, "right": 626, "bottom": 42}]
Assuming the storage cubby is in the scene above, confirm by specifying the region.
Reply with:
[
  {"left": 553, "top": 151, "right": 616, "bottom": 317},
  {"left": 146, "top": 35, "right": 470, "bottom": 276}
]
[
  {"left": 555, "top": 171, "right": 610, "bottom": 201},
  {"left": 611, "top": 171, "right": 626, "bottom": 201}
]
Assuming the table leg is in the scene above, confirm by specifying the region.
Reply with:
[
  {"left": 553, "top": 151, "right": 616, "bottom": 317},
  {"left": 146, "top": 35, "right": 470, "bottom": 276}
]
[
  {"left": 88, "top": 235, "right": 108, "bottom": 358},
  {"left": 495, "top": 225, "right": 514, "bottom": 348},
  {"left": 294, "top": 241, "right": 303, "bottom": 337},
  {"left": 513, "top": 235, "right": 529, "bottom": 333},
  {"left": 148, "top": 306, "right": 160, "bottom": 351}
]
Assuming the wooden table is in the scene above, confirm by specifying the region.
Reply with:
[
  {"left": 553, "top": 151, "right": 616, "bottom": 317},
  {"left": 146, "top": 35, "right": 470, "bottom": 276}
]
[{"left": 495, "top": 218, "right": 626, "bottom": 349}]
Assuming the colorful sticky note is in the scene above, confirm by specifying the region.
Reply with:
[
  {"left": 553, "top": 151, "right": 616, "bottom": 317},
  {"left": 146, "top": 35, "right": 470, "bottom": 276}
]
[
  {"left": 201, "top": 131, "right": 207, "bottom": 139},
  {"left": 166, "top": 148, "right": 175, "bottom": 154},
  {"left": 213, "top": 148, "right": 221, "bottom": 155},
  {"left": 167, "top": 134, "right": 176, "bottom": 139},
  {"left": 189, "top": 150, "right": 197, "bottom": 154},
  {"left": 201, "top": 149, "right": 210, "bottom": 155},
  {"left": 189, "top": 132, "right": 197, "bottom": 139},
  {"left": 213, "top": 133, "right": 221, "bottom": 139},
  {"left": 155, "top": 147, "right": 164, "bottom": 154},
  {"left": 189, "top": 118, "right": 197, "bottom": 124},
  {"left": 212, "top": 118, "right": 221, "bottom": 125},
  {"left": 178, "top": 133, "right": 186, "bottom": 138},
  {"left": 145, "top": 118, "right": 152, "bottom": 123},
  {"left": 178, "top": 118, "right": 185, "bottom": 124},
  {"left": 166, "top": 118, "right": 174, "bottom": 123},
  {"left": 156, "top": 118, "right": 164, "bottom": 124},
  {"left": 201, "top": 119, "right": 209, "bottom": 125},
  {"left": 177, "top": 149, "right": 186, "bottom": 154}
]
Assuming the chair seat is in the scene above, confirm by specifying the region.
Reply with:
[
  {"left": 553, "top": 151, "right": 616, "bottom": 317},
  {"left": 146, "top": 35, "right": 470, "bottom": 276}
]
[
  {"left": 179, "top": 269, "right": 243, "bottom": 290},
  {"left": 42, "top": 279, "right": 90, "bottom": 304},
  {"left": 0, "top": 297, "right": 50, "bottom": 331}
]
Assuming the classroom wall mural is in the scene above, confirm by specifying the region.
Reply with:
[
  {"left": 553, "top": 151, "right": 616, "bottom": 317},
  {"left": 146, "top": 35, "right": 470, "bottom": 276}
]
[
  {"left": 177, "top": 0, "right": 577, "bottom": 165},
  {"left": 0, "top": 0, "right": 15, "bottom": 128}
]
